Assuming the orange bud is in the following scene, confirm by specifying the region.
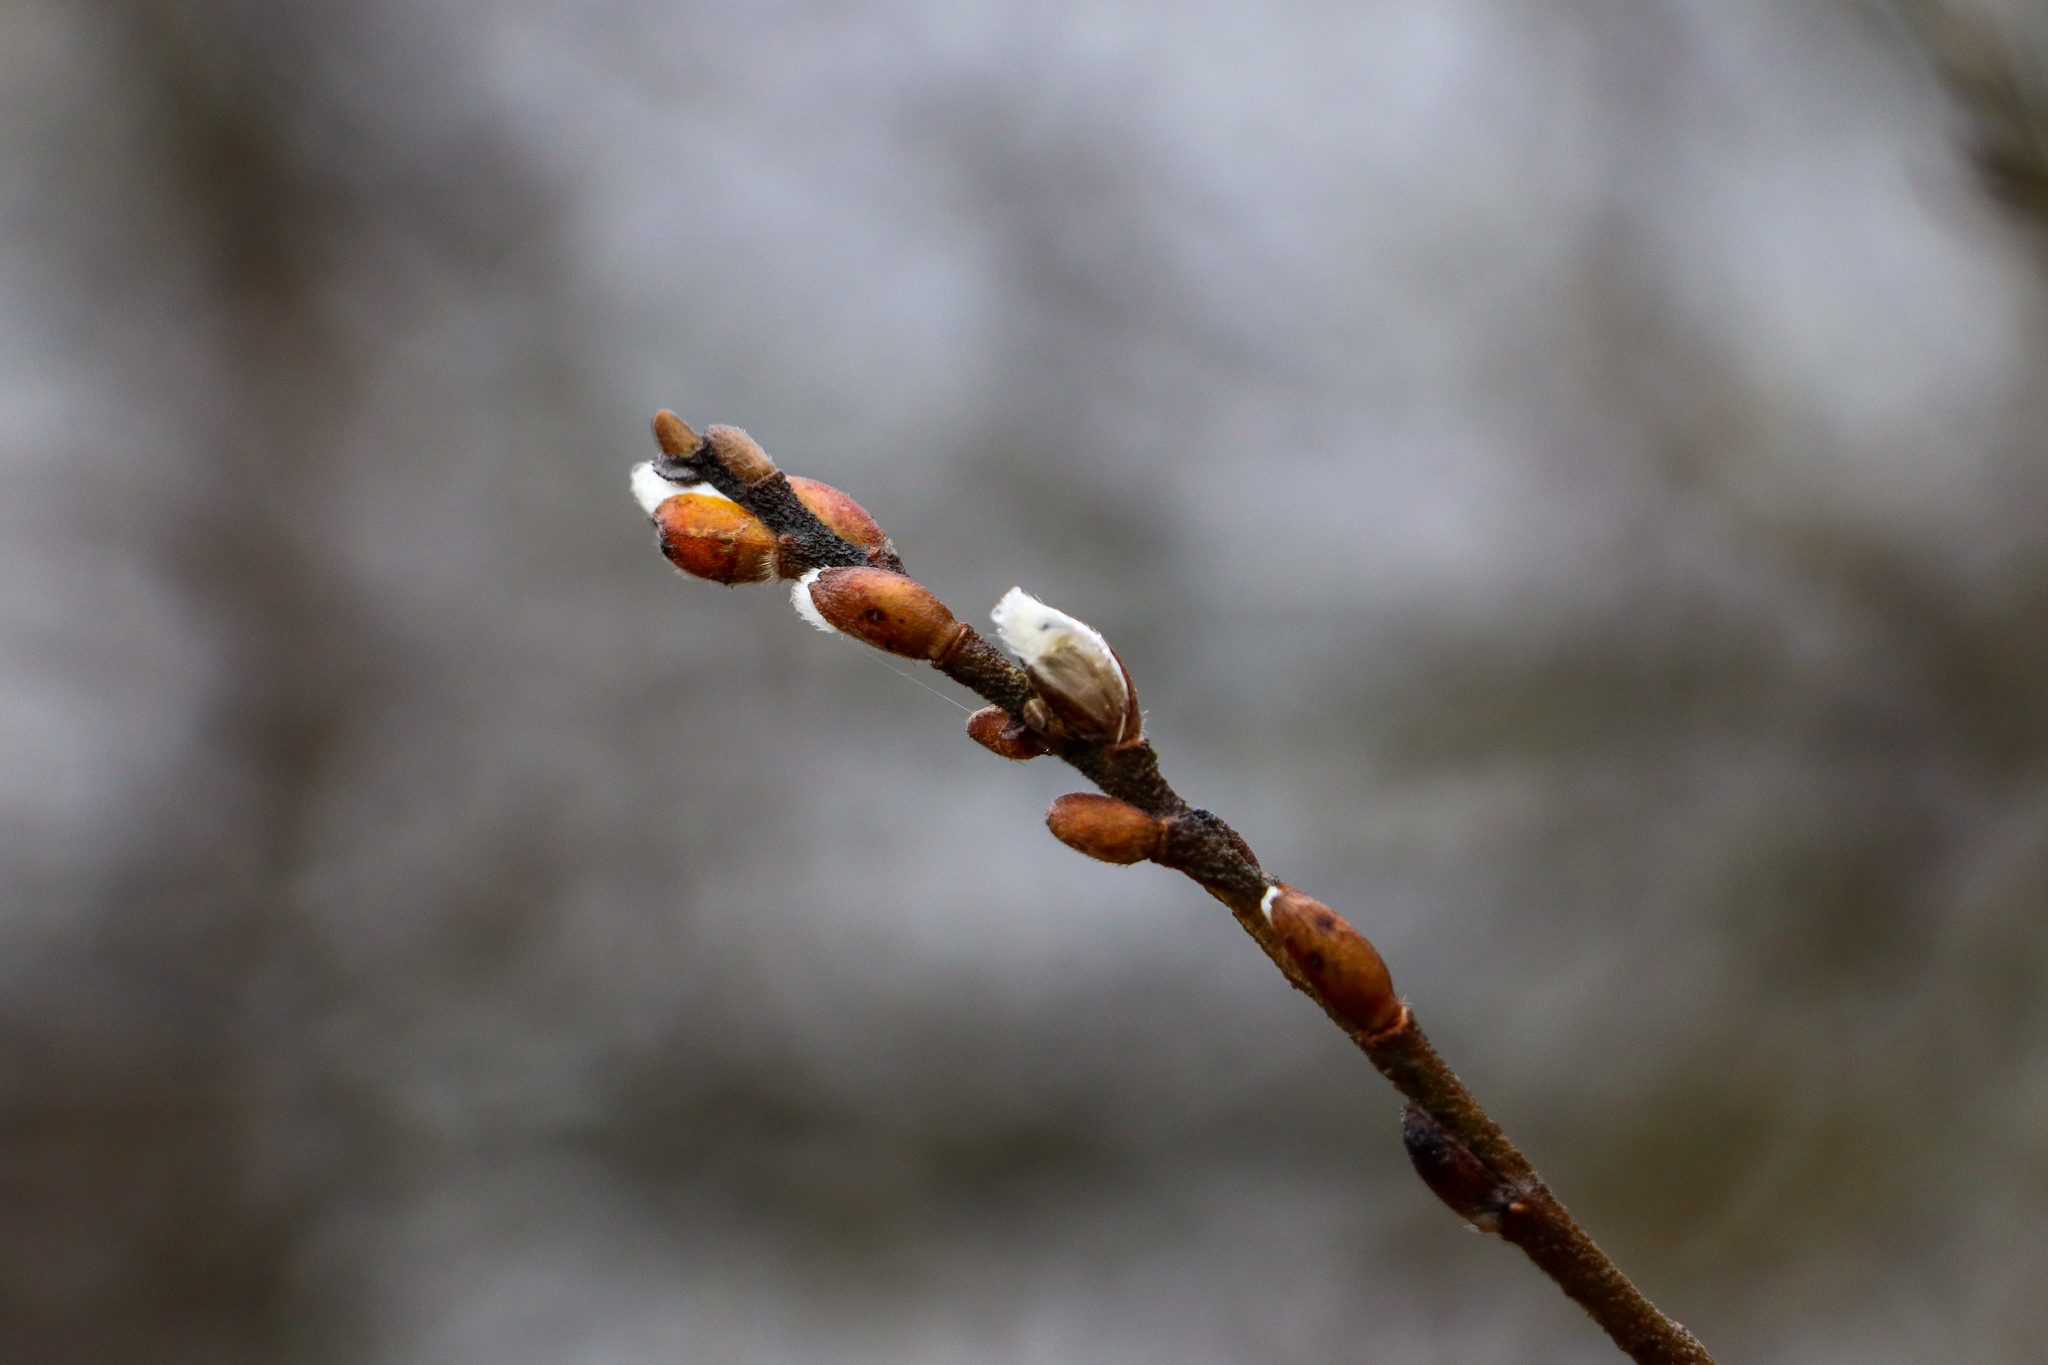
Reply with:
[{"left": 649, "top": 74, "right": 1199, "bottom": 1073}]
[
  {"left": 788, "top": 476, "right": 887, "bottom": 548},
  {"left": 1263, "top": 886, "right": 1401, "bottom": 1034},
  {"left": 704, "top": 425, "right": 776, "bottom": 484},
  {"left": 652, "top": 409, "right": 703, "bottom": 458},
  {"left": 802, "top": 567, "right": 966, "bottom": 659},
  {"left": 655, "top": 494, "right": 776, "bottom": 585},
  {"left": 967, "top": 705, "right": 1044, "bottom": 760},
  {"left": 1046, "top": 793, "right": 1165, "bottom": 864}
]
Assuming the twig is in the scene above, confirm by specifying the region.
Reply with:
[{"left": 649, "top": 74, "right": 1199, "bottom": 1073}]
[
  {"left": 633, "top": 413, "right": 1716, "bottom": 1365},
  {"left": 1910, "top": 1, "right": 2048, "bottom": 236}
]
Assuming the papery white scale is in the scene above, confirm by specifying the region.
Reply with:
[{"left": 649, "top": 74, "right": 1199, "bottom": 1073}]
[
  {"left": 630, "top": 460, "right": 733, "bottom": 516},
  {"left": 790, "top": 567, "right": 837, "bottom": 633}
]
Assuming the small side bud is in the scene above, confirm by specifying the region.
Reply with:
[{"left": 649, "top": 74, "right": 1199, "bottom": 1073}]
[
  {"left": 1261, "top": 886, "right": 1402, "bottom": 1035},
  {"left": 967, "top": 706, "right": 1045, "bottom": 760},
  {"left": 788, "top": 477, "right": 887, "bottom": 548},
  {"left": 652, "top": 410, "right": 703, "bottom": 458},
  {"left": 1046, "top": 793, "right": 1166, "bottom": 864},
  {"left": 991, "top": 587, "right": 1141, "bottom": 746},
  {"left": 655, "top": 494, "right": 776, "bottom": 585},
  {"left": 1402, "top": 1102, "right": 1512, "bottom": 1233},
  {"left": 802, "top": 567, "right": 967, "bottom": 660},
  {"left": 704, "top": 425, "right": 776, "bottom": 484}
]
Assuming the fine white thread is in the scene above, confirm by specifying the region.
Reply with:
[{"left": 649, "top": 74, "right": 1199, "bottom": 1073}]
[{"left": 860, "top": 649, "right": 976, "bottom": 714}]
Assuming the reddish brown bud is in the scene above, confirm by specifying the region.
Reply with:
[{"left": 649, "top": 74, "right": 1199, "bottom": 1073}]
[
  {"left": 655, "top": 494, "right": 776, "bottom": 584},
  {"left": 652, "top": 409, "right": 703, "bottom": 458},
  {"left": 801, "top": 567, "right": 966, "bottom": 659},
  {"left": 966, "top": 706, "right": 1045, "bottom": 760},
  {"left": 704, "top": 425, "right": 776, "bottom": 484},
  {"left": 1402, "top": 1102, "right": 1512, "bottom": 1233},
  {"left": 1046, "top": 793, "right": 1165, "bottom": 864},
  {"left": 788, "top": 476, "right": 887, "bottom": 548},
  {"left": 1262, "top": 886, "right": 1402, "bottom": 1035}
]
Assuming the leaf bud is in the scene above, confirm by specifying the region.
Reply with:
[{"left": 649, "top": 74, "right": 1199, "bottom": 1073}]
[
  {"left": 652, "top": 409, "right": 703, "bottom": 458},
  {"left": 990, "top": 588, "right": 1141, "bottom": 746},
  {"left": 1045, "top": 793, "right": 1166, "bottom": 864},
  {"left": 654, "top": 494, "right": 776, "bottom": 584},
  {"left": 788, "top": 476, "right": 887, "bottom": 549},
  {"left": 1402, "top": 1102, "right": 1512, "bottom": 1233},
  {"left": 966, "top": 706, "right": 1045, "bottom": 760},
  {"left": 704, "top": 424, "right": 777, "bottom": 484},
  {"left": 794, "top": 567, "right": 967, "bottom": 660},
  {"left": 1261, "top": 885, "right": 1402, "bottom": 1035}
]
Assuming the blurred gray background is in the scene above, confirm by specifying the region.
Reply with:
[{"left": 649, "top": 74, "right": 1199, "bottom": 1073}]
[{"left": 6, "top": 1, "right": 2048, "bottom": 1361}]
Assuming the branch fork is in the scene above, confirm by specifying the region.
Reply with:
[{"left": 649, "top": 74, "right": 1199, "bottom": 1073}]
[{"left": 632, "top": 412, "right": 1716, "bottom": 1365}]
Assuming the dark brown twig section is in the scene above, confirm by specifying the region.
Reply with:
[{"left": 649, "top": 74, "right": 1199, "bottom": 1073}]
[
  {"left": 636, "top": 414, "right": 1715, "bottom": 1365},
  {"left": 1911, "top": 1, "right": 2048, "bottom": 237}
]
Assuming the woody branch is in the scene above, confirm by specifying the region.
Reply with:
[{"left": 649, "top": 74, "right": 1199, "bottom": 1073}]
[{"left": 632, "top": 412, "right": 1715, "bottom": 1365}]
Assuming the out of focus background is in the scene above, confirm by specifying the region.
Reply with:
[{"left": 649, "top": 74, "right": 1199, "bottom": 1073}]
[{"left": 6, "top": 1, "right": 2048, "bottom": 1361}]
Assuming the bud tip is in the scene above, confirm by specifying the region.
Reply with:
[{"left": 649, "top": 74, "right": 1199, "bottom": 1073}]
[{"left": 652, "top": 410, "right": 702, "bottom": 457}]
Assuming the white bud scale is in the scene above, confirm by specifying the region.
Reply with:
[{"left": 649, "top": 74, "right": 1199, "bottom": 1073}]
[
  {"left": 630, "top": 460, "right": 732, "bottom": 517},
  {"left": 790, "top": 567, "right": 837, "bottom": 634}
]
